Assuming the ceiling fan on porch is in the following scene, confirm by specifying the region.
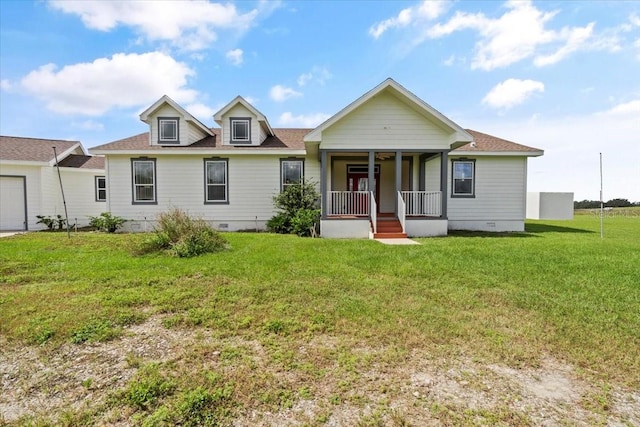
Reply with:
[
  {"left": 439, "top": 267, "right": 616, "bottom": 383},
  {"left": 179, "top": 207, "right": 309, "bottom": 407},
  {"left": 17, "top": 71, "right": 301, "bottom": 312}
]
[{"left": 375, "top": 152, "right": 393, "bottom": 160}]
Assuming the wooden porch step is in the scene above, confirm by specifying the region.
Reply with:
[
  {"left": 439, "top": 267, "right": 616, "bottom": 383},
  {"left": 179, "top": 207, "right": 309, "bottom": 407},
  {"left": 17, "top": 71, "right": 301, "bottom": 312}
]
[
  {"left": 374, "top": 232, "right": 408, "bottom": 239},
  {"left": 373, "top": 218, "right": 406, "bottom": 239}
]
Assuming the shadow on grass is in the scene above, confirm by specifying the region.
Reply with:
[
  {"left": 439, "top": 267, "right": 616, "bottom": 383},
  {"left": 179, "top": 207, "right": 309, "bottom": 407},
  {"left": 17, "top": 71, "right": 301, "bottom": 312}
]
[
  {"left": 447, "top": 230, "right": 537, "bottom": 238},
  {"left": 525, "top": 223, "right": 594, "bottom": 234}
]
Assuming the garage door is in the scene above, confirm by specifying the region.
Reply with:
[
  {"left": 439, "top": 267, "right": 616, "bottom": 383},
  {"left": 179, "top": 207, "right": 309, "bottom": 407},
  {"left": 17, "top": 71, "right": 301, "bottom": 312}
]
[{"left": 0, "top": 176, "right": 27, "bottom": 231}]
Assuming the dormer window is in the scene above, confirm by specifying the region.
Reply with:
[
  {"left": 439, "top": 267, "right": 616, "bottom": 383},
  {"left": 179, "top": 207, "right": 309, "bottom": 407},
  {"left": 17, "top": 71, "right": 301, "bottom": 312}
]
[
  {"left": 158, "top": 117, "right": 179, "bottom": 144},
  {"left": 231, "top": 118, "right": 251, "bottom": 143}
]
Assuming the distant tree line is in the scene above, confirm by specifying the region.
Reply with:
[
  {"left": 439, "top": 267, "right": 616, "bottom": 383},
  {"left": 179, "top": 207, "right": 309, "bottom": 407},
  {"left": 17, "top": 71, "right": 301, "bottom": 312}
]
[{"left": 574, "top": 198, "right": 639, "bottom": 209}]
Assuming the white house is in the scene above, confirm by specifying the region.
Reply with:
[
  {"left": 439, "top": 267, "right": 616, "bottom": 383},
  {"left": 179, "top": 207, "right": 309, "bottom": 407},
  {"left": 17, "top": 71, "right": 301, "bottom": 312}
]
[
  {"left": 0, "top": 136, "right": 105, "bottom": 231},
  {"left": 90, "top": 79, "right": 543, "bottom": 238}
]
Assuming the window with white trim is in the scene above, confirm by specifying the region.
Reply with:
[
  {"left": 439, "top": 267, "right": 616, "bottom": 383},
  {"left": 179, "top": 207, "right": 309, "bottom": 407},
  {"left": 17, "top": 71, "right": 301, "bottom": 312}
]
[
  {"left": 281, "top": 159, "right": 304, "bottom": 192},
  {"left": 158, "top": 117, "right": 179, "bottom": 143},
  {"left": 452, "top": 160, "right": 475, "bottom": 197},
  {"left": 205, "top": 159, "right": 228, "bottom": 203},
  {"left": 231, "top": 118, "right": 250, "bottom": 143},
  {"left": 132, "top": 158, "right": 156, "bottom": 203},
  {"left": 95, "top": 176, "right": 106, "bottom": 202}
]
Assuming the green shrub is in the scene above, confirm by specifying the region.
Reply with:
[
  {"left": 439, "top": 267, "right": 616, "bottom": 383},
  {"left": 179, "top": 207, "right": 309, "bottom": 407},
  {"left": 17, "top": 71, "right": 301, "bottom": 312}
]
[
  {"left": 89, "top": 212, "right": 126, "bottom": 233},
  {"left": 291, "top": 208, "right": 320, "bottom": 236},
  {"left": 136, "top": 209, "right": 228, "bottom": 257},
  {"left": 36, "top": 214, "right": 67, "bottom": 231},
  {"left": 266, "top": 212, "right": 291, "bottom": 234},
  {"left": 267, "top": 180, "right": 320, "bottom": 236}
]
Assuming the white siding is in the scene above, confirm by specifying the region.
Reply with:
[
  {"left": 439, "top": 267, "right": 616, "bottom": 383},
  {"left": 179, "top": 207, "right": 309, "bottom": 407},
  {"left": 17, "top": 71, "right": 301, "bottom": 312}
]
[
  {"left": 0, "top": 164, "right": 103, "bottom": 230},
  {"left": 106, "top": 154, "right": 313, "bottom": 226},
  {"left": 321, "top": 92, "right": 452, "bottom": 150},
  {"left": 40, "top": 168, "right": 104, "bottom": 228},
  {"left": 424, "top": 157, "right": 441, "bottom": 191},
  {"left": 447, "top": 156, "right": 527, "bottom": 222},
  {"left": 58, "top": 169, "right": 105, "bottom": 226},
  {"left": 149, "top": 104, "right": 208, "bottom": 146},
  {"left": 221, "top": 104, "right": 262, "bottom": 146}
]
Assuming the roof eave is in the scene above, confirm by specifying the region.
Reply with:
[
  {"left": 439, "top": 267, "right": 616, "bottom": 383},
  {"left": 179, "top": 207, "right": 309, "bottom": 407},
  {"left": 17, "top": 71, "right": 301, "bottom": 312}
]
[
  {"left": 49, "top": 142, "right": 83, "bottom": 166},
  {"left": 451, "top": 150, "right": 544, "bottom": 157},
  {"left": 89, "top": 148, "right": 307, "bottom": 156}
]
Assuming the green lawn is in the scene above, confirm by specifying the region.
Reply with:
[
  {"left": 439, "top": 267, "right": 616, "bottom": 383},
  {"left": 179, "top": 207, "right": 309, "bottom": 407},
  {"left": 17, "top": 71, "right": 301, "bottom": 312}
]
[{"left": 1, "top": 214, "right": 639, "bottom": 425}]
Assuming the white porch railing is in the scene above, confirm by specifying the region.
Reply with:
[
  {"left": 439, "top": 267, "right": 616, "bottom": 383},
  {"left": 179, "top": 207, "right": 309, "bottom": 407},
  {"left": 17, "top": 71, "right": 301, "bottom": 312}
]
[
  {"left": 370, "top": 191, "right": 377, "bottom": 234},
  {"left": 328, "top": 191, "right": 370, "bottom": 216},
  {"left": 397, "top": 191, "right": 406, "bottom": 233},
  {"left": 401, "top": 191, "right": 442, "bottom": 216}
]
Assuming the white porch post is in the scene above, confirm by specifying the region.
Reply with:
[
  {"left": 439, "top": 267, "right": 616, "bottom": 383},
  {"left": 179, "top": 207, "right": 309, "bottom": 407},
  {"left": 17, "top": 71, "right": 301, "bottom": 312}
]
[
  {"left": 368, "top": 150, "right": 375, "bottom": 197},
  {"left": 321, "top": 150, "right": 327, "bottom": 219},
  {"left": 440, "top": 150, "right": 448, "bottom": 218},
  {"left": 395, "top": 150, "right": 402, "bottom": 213}
]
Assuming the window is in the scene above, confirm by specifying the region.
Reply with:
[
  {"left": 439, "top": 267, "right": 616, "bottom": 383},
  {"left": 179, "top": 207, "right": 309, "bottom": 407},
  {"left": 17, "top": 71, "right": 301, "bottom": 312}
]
[
  {"left": 132, "top": 158, "right": 156, "bottom": 203},
  {"left": 452, "top": 160, "right": 475, "bottom": 197},
  {"left": 231, "top": 118, "right": 251, "bottom": 143},
  {"left": 281, "top": 159, "right": 304, "bottom": 192},
  {"left": 204, "top": 159, "right": 228, "bottom": 203},
  {"left": 95, "top": 176, "right": 106, "bottom": 202},
  {"left": 158, "top": 117, "right": 179, "bottom": 143}
]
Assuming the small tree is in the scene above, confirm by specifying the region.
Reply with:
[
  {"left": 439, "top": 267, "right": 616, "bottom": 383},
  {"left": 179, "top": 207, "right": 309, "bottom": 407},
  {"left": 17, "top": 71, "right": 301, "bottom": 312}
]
[
  {"left": 89, "top": 212, "right": 126, "bottom": 233},
  {"left": 267, "top": 180, "right": 320, "bottom": 236}
]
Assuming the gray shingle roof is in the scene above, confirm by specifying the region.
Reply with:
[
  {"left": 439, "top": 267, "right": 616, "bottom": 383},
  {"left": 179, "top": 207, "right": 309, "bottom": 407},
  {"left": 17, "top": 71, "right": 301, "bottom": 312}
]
[
  {"left": 91, "top": 128, "right": 541, "bottom": 154},
  {"left": 92, "top": 128, "right": 312, "bottom": 151},
  {"left": 459, "top": 129, "right": 542, "bottom": 153},
  {"left": 0, "top": 135, "right": 80, "bottom": 162}
]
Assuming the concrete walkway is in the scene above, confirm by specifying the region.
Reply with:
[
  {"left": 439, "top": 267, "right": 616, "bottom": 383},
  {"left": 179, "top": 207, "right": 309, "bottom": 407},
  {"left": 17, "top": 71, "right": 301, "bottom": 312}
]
[
  {"left": 375, "top": 238, "right": 420, "bottom": 245},
  {"left": 0, "top": 232, "right": 22, "bottom": 238}
]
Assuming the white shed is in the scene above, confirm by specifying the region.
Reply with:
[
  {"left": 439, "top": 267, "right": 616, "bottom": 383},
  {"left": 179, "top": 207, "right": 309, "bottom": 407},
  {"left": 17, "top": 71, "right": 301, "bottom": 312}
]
[{"left": 526, "top": 192, "right": 574, "bottom": 220}]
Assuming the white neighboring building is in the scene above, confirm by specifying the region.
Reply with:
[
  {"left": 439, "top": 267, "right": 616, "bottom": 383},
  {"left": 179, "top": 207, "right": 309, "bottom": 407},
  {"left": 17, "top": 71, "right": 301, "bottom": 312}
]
[
  {"left": 0, "top": 136, "right": 105, "bottom": 231},
  {"left": 91, "top": 79, "right": 544, "bottom": 237},
  {"left": 527, "top": 192, "right": 574, "bottom": 220}
]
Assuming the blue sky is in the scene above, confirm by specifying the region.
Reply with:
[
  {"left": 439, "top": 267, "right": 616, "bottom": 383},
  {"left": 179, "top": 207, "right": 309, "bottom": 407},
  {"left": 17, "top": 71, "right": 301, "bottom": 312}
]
[{"left": 1, "top": 0, "right": 639, "bottom": 201}]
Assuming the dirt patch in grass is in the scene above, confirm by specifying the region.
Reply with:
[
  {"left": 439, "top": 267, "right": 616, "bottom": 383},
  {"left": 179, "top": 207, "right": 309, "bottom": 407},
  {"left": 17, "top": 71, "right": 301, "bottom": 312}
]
[{"left": 1, "top": 316, "right": 638, "bottom": 425}]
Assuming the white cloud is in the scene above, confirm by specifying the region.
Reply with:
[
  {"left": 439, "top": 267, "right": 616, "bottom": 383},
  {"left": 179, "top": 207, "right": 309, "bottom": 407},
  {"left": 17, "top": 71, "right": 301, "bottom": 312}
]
[
  {"left": 296, "top": 66, "right": 332, "bottom": 86},
  {"left": 71, "top": 120, "right": 104, "bottom": 131},
  {"left": 48, "top": 0, "right": 264, "bottom": 51},
  {"left": 269, "top": 85, "right": 302, "bottom": 102},
  {"left": 20, "top": 52, "right": 198, "bottom": 115},
  {"left": 423, "top": 0, "right": 621, "bottom": 70},
  {"left": 482, "top": 78, "right": 544, "bottom": 109},
  {"left": 533, "top": 23, "right": 595, "bottom": 66},
  {"left": 278, "top": 112, "right": 330, "bottom": 127},
  {"left": 0, "top": 79, "right": 13, "bottom": 91},
  {"left": 185, "top": 102, "right": 216, "bottom": 122},
  {"left": 369, "top": 0, "right": 449, "bottom": 39},
  {"left": 297, "top": 72, "right": 312, "bottom": 87},
  {"left": 243, "top": 96, "right": 259, "bottom": 105},
  {"left": 225, "top": 48, "right": 243, "bottom": 66},
  {"left": 598, "top": 99, "right": 640, "bottom": 117}
]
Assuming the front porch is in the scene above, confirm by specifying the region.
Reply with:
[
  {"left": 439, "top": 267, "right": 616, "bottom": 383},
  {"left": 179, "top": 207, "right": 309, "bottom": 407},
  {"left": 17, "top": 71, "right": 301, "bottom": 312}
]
[{"left": 319, "top": 150, "right": 449, "bottom": 238}]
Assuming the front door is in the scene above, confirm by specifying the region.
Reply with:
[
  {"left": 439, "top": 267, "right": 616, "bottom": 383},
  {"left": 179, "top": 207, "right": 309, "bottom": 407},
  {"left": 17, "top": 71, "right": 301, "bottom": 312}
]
[{"left": 347, "top": 165, "right": 380, "bottom": 214}]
